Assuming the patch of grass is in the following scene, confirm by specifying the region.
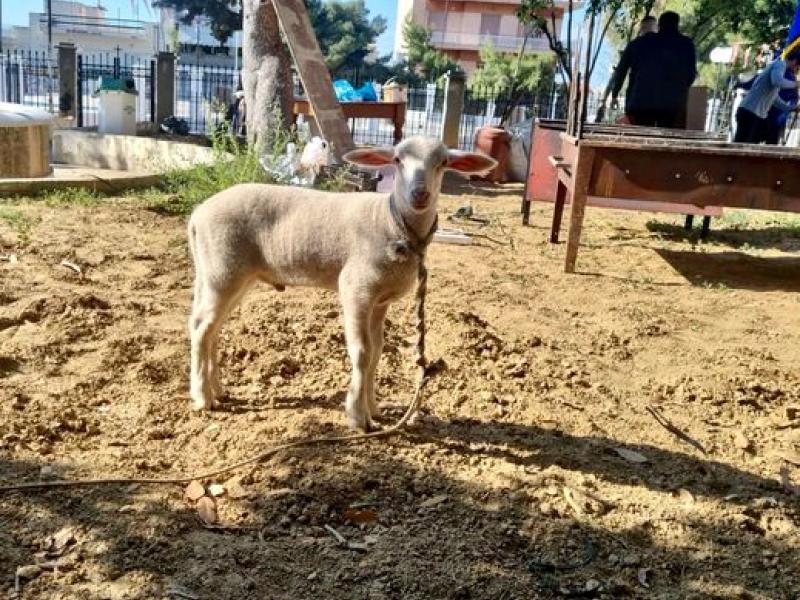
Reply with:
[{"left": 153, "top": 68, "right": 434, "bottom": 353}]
[
  {"left": 147, "top": 109, "right": 300, "bottom": 216},
  {"left": 315, "top": 165, "right": 352, "bottom": 192},
  {"left": 0, "top": 207, "right": 39, "bottom": 245},
  {"left": 41, "top": 187, "right": 103, "bottom": 207},
  {"left": 143, "top": 109, "right": 354, "bottom": 216}
]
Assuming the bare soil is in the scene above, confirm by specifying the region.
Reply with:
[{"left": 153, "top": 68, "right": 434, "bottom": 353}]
[{"left": 1, "top": 179, "right": 800, "bottom": 600}]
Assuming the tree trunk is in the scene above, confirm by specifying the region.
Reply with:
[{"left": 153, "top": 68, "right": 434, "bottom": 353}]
[{"left": 242, "top": 0, "right": 293, "bottom": 148}]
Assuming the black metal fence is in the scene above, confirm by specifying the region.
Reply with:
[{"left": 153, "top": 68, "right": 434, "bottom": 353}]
[
  {"left": 457, "top": 85, "right": 568, "bottom": 149},
  {"left": 176, "top": 63, "right": 240, "bottom": 134},
  {"left": 0, "top": 49, "right": 58, "bottom": 110},
  {"left": 77, "top": 53, "right": 155, "bottom": 128},
  {"left": 0, "top": 49, "right": 603, "bottom": 150}
]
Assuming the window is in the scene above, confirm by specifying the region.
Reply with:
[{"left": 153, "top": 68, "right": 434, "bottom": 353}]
[
  {"left": 429, "top": 12, "right": 446, "bottom": 30},
  {"left": 480, "top": 14, "right": 501, "bottom": 36}
]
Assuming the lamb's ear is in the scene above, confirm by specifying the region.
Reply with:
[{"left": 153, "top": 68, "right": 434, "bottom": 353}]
[
  {"left": 446, "top": 150, "right": 497, "bottom": 176},
  {"left": 343, "top": 147, "right": 395, "bottom": 169}
]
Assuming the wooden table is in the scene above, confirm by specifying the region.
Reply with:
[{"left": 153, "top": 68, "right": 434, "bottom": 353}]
[
  {"left": 522, "top": 120, "right": 727, "bottom": 240},
  {"left": 292, "top": 99, "right": 406, "bottom": 145},
  {"left": 553, "top": 133, "right": 800, "bottom": 273}
]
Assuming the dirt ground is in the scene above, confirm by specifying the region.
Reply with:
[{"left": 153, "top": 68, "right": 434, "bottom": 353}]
[{"left": 1, "top": 178, "right": 800, "bottom": 600}]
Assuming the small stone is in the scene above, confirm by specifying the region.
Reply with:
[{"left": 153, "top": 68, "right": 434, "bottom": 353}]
[
  {"left": 224, "top": 477, "right": 250, "bottom": 499},
  {"left": 208, "top": 484, "right": 225, "bottom": 497},
  {"left": 39, "top": 465, "right": 56, "bottom": 479},
  {"left": 584, "top": 579, "right": 601, "bottom": 592},
  {"left": 184, "top": 480, "right": 206, "bottom": 502},
  {"left": 734, "top": 431, "right": 753, "bottom": 452},
  {"left": 307, "top": 571, "right": 318, "bottom": 581}
]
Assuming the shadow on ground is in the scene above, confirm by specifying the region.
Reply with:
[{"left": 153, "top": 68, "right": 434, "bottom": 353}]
[{"left": 1, "top": 411, "right": 798, "bottom": 599}]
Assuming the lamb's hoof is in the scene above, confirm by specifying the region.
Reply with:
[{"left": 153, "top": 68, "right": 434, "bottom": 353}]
[
  {"left": 191, "top": 393, "right": 218, "bottom": 411},
  {"left": 346, "top": 412, "right": 380, "bottom": 433}
]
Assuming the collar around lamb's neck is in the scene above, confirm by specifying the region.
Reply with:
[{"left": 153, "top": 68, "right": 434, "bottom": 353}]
[{"left": 388, "top": 194, "right": 439, "bottom": 259}]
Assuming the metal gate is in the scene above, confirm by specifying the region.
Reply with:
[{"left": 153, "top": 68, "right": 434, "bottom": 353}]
[{"left": 77, "top": 52, "right": 155, "bottom": 128}]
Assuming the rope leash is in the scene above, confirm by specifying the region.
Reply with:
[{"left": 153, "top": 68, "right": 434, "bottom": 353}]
[{"left": 0, "top": 263, "right": 432, "bottom": 495}]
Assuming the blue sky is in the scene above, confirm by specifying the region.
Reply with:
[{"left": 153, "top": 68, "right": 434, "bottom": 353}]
[{"left": 3, "top": 0, "right": 399, "bottom": 55}]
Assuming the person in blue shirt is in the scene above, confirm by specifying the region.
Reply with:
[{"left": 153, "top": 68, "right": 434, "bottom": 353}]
[
  {"left": 765, "top": 68, "right": 798, "bottom": 144},
  {"left": 734, "top": 51, "right": 800, "bottom": 144}
]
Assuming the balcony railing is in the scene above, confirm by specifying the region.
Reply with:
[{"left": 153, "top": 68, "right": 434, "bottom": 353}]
[{"left": 430, "top": 30, "right": 549, "bottom": 52}]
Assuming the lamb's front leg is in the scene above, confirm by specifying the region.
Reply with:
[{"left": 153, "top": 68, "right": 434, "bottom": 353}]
[
  {"left": 366, "top": 303, "right": 388, "bottom": 421},
  {"left": 340, "top": 287, "right": 376, "bottom": 432}
]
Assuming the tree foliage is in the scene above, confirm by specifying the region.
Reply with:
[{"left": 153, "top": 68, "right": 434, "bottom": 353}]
[
  {"left": 402, "top": 17, "right": 462, "bottom": 82},
  {"left": 306, "top": 0, "right": 386, "bottom": 77},
  {"left": 471, "top": 42, "right": 556, "bottom": 125},
  {"left": 470, "top": 45, "right": 554, "bottom": 95},
  {"left": 153, "top": 0, "right": 386, "bottom": 77},
  {"left": 658, "top": 0, "right": 796, "bottom": 58},
  {"left": 153, "top": 0, "right": 241, "bottom": 46}
]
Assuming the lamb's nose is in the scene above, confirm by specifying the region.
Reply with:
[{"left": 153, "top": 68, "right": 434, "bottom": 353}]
[{"left": 412, "top": 190, "right": 430, "bottom": 204}]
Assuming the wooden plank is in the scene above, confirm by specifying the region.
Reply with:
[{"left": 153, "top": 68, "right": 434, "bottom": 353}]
[
  {"left": 585, "top": 197, "right": 723, "bottom": 216},
  {"left": 582, "top": 135, "right": 800, "bottom": 158},
  {"left": 272, "top": 0, "right": 354, "bottom": 161},
  {"left": 589, "top": 147, "right": 800, "bottom": 211},
  {"left": 536, "top": 119, "right": 724, "bottom": 141}
]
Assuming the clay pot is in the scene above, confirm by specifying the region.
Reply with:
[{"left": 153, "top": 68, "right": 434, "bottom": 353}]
[{"left": 473, "top": 126, "right": 511, "bottom": 183}]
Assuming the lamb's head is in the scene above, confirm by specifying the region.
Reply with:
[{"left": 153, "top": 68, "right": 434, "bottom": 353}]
[{"left": 344, "top": 137, "right": 497, "bottom": 212}]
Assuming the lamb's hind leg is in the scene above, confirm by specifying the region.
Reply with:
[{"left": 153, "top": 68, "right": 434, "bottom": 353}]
[
  {"left": 340, "top": 286, "right": 376, "bottom": 432},
  {"left": 189, "top": 278, "right": 250, "bottom": 411}
]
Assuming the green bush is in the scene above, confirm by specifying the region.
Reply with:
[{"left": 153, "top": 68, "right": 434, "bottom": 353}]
[{"left": 148, "top": 109, "right": 304, "bottom": 216}]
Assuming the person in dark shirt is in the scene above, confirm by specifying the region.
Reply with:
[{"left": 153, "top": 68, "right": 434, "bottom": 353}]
[{"left": 611, "top": 11, "right": 697, "bottom": 128}]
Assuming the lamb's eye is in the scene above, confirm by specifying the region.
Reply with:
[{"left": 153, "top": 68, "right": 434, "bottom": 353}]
[
  {"left": 440, "top": 158, "right": 448, "bottom": 168},
  {"left": 393, "top": 157, "right": 401, "bottom": 165}
]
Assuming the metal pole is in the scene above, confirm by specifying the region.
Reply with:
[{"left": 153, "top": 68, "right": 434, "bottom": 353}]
[
  {"left": 1, "top": 0, "right": 4, "bottom": 54},
  {"left": 47, "top": 0, "right": 52, "bottom": 48},
  {"left": 47, "top": 0, "right": 54, "bottom": 112}
]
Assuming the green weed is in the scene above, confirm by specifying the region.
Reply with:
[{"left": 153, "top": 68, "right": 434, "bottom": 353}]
[
  {"left": 0, "top": 207, "right": 39, "bottom": 245},
  {"left": 41, "top": 187, "right": 103, "bottom": 207}
]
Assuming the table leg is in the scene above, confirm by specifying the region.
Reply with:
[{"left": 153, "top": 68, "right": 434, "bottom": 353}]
[
  {"left": 565, "top": 189, "right": 587, "bottom": 273},
  {"left": 551, "top": 180, "right": 567, "bottom": 243},
  {"left": 700, "top": 216, "right": 712, "bottom": 240},
  {"left": 564, "top": 149, "right": 594, "bottom": 273},
  {"left": 521, "top": 197, "right": 531, "bottom": 225}
]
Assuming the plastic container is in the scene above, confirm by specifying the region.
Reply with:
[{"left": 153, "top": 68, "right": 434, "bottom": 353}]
[
  {"left": 473, "top": 126, "right": 511, "bottom": 183},
  {"left": 94, "top": 76, "right": 138, "bottom": 135}
]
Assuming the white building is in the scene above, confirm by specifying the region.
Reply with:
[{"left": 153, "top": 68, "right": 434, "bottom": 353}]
[
  {"left": 158, "top": 9, "right": 242, "bottom": 69},
  {"left": 394, "top": 0, "right": 571, "bottom": 73},
  {"left": 2, "top": 0, "right": 161, "bottom": 59}
]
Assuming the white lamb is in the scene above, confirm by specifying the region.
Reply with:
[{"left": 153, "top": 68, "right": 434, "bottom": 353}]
[{"left": 187, "top": 137, "right": 496, "bottom": 431}]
